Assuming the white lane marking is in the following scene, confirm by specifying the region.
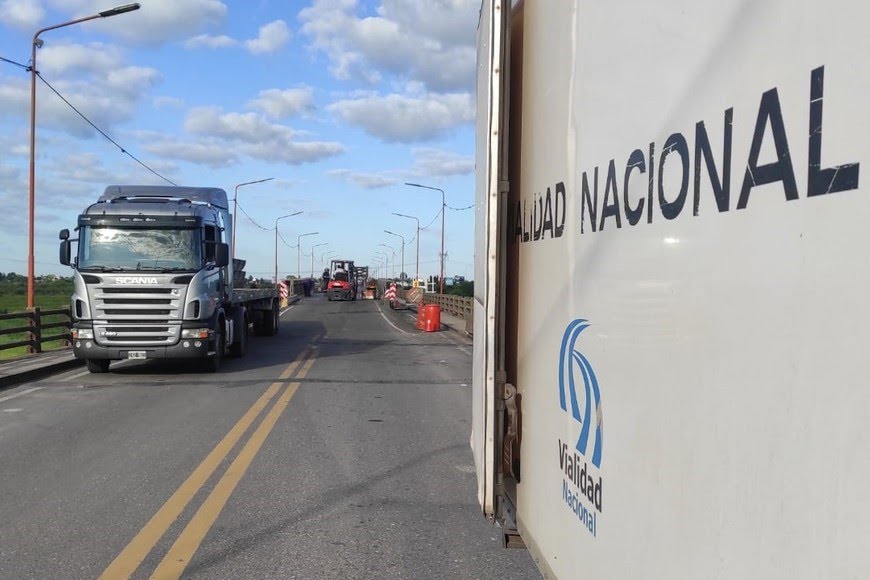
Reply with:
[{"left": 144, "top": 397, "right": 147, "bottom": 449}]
[
  {"left": 0, "top": 387, "right": 44, "bottom": 405},
  {"left": 3, "top": 408, "right": 22, "bottom": 413},
  {"left": 280, "top": 304, "right": 296, "bottom": 316},
  {"left": 66, "top": 369, "right": 90, "bottom": 380},
  {"left": 375, "top": 300, "right": 409, "bottom": 335}
]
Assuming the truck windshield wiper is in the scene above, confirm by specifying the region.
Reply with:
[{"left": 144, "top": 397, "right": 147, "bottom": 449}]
[
  {"left": 133, "top": 266, "right": 196, "bottom": 273},
  {"left": 81, "top": 266, "right": 125, "bottom": 272}
]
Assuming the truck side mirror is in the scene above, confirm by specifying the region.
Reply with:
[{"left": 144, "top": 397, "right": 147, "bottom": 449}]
[
  {"left": 214, "top": 243, "right": 230, "bottom": 267},
  {"left": 59, "top": 228, "right": 69, "bottom": 240},
  {"left": 59, "top": 240, "right": 71, "bottom": 266}
]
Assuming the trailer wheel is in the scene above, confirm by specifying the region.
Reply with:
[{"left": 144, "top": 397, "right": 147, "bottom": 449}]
[
  {"left": 86, "top": 359, "right": 110, "bottom": 373},
  {"left": 229, "top": 314, "right": 248, "bottom": 357}
]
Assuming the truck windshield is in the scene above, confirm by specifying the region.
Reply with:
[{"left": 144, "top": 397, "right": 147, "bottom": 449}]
[{"left": 78, "top": 226, "right": 201, "bottom": 272}]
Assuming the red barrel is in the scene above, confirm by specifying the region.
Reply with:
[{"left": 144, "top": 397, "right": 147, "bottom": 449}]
[{"left": 421, "top": 304, "right": 441, "bottom": 332}]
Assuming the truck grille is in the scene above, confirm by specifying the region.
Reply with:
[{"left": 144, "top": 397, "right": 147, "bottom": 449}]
[{"left": 88, "top": 283, "right": 187, "bottom": 346}]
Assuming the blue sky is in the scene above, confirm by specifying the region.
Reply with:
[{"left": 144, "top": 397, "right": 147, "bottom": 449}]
[{"left": 0, "top": 0, "right": 478, "bottom": 281}]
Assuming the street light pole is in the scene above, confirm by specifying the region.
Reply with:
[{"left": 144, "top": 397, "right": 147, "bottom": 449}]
[
  {"left": 384, "top": 230, "right": 405, "bottom": 282},
  {"left": 310, "top": 242, "right": 327, "bottom": 277},
  {"left": 405, "top": 182, "right": 445, "bottom": 294},
  {"left": 376, "top": 251, "right": 389, "bottom": 279},
  {"left": 322, "top": 251, "right": 336, "bottom": 271},
  {"left": 274, "top": 212, "right": 303, "bottom": 284},
  {"left": 27, "top": 3, "right": 141, "bottom": 310},
  {"left": 296, "top": 232, "right": 318, "bottom": 279},
  {"left": 393, "top": 213, "right": 420, "bottom": 285},
  {"left": 232, "top": 177, "right": 274, "bottom": 260},
  {"left": 379, "top": 243, "right": 396, "bottom": 278}
]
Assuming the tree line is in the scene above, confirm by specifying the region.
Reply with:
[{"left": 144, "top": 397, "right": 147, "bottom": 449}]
[{"left": 0, "top": 273, "right": 74, "bottom": 295}]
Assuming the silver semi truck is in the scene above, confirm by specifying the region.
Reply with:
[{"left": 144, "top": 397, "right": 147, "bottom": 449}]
[{"left": 59, "top": 185, "right": 280, "bottom": 373}]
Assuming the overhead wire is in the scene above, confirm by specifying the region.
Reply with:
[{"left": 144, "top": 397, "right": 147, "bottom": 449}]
[
  {"left": 421, "top": 207, "right": 443, "bottom": 230},
  {"left": 35, "top": 72, "right": 177, "bottom": 185},
  {"left": 0, "top": 55, "right": 29, "bottom": 70},
  {"left": 447, "top": 203, "right": 473, "bottom": 211},
  {"left": 235, "top": 203, "right": 271, "bottom": 231}
]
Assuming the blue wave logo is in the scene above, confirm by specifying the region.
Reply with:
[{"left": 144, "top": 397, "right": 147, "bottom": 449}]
[{"left": 558, "top": 319, "right": 603, "bottom": 468}]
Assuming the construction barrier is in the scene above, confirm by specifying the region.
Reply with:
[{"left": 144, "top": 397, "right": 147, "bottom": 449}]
[
  {"left": 278, "top": 281, "right": 288, "bottom": 307},
  {"left": 417, "top": 303, "right": 441, "bottom": 332}
]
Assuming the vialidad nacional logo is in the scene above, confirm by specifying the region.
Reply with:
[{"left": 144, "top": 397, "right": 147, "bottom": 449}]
[{"left": 557, "top": 319, "right": 603, "bottom": 536}]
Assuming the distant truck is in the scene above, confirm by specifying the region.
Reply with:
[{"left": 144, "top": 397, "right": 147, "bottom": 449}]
[
  {"left": 326, "top": 259, "right": 357, "bottom": 301},
  {"left": 472, "top": 1, "right": 870, "bottom": 579},
  {"left": 59, "top": 185, "right": 281, "bottom": 374}
]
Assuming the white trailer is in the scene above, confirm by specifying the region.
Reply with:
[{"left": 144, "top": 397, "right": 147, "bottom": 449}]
[{"left": 472, "top": 1, "right": 870, "bottom": 578}]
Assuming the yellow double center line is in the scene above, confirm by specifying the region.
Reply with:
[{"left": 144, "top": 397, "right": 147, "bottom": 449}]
[{"left": 100, "top": 346, "right": 318, "bottom": 580}]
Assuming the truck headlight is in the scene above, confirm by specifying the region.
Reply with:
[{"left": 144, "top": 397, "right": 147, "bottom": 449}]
[
  {"left": 72, "top": 328, "right": 94, "bottom": 339},
  {"left": 181, "top": 328, "right": 210, "bottom": 339}
]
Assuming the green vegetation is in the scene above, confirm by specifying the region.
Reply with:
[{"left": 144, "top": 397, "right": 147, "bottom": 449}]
[
  {"left": 0, "top": 273, "right": 73, "bottom": 360},
  {"left": 447, "top": 281, "right": 474, "bottom": 297}
]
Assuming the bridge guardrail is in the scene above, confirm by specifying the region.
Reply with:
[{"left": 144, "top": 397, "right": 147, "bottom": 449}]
[
  {"left": 422, "top": 294, "right": 473, "bottom": 319},
  {"left": 0, "top": 308, "right": 72, "bottom": 356}
]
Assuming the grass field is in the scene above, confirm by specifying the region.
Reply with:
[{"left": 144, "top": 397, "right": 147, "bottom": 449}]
[{"left": 0, "top": 293, "right": 71, "bottom": 360}]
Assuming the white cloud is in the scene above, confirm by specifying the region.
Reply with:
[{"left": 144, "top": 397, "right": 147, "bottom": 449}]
[
  {"left": 0, "top": 43, "right": 161, "bottom": 138},
  {"left": 328, "top": 168, "right": 399, "bottom": 189},
  {"left": 38, "top": 42, "right": 122, "bottom": 75},
  {"left": 184, "top": 33, "right": 237, "bottom": 49},
  {"left": 0, "top": 163, "right": 20, "bottom": 182},
  {"left": 411, "top": 147, "right": 473, "bottom": 177},
  {"left": 50, "top": 0, "right": 227, "bottom": 46},
  {"left": 248, "top": 87, "right": 314, "bottom": 119},
  {"left": 299, "top": 0, "right": 477, "bottom": 91},
  {"left": 144, "top": 139, "right": 238, "bottom": 168},
  {"left": 183, "top": 107, "right": 346, "bottom": 165},
  {"left": 0, "top": 0, "right": 44, "bottom": 28},
  {"left": 185, "top": 106, "right": 297, "bottom": 143},
  {"left": 328, "top": 91, "right": 473, "bottom": 142},
  {"left": 0, "top": 53, "right": 160, "bottom": 139},
  {"left": 244, "top": 19, "right": 290, "bottom": 54},
  {"left": 153, "top": 95, "right": 185, "bottom": 108}
]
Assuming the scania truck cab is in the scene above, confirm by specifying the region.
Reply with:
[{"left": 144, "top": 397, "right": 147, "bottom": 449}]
[{"left": 60, "top": 185, "right": 279, "bottom": 373}]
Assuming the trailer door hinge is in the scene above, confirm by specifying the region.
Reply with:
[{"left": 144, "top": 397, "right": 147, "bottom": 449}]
[{"left": 501, "top": 382, "right": 521, "bottom": 483}]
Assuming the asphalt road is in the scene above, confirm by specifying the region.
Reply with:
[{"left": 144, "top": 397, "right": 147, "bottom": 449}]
[{"left": 0, "top": 296, "right": 539, "bottom": 580}]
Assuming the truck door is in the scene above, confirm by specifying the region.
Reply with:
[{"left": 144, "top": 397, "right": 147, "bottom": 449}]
[{"left": 471, "top": 0, "right": 510, "bottom": 521}]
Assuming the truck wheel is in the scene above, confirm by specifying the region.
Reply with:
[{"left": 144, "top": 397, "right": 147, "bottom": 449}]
[
  {"left": 229, "top": 315, "right": 248, "bottom": 357},
  {"left": 263, "top": 304, "right": 279, "bottom": 336},
  {"left": 86, "top": 359, "right": 110, "bottom": 373},
  {"left": 203, "top": 327, "right": 223, "bottom": 372},
  {"left": 252, "top": 315, "right": 265, "bottom": 336},
  {"left": 272, "top": 306, "right": 280, "bottom": 335}
]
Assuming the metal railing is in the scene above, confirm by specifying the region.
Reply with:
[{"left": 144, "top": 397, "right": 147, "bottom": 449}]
[
  {"left": 0, "top": 308, "right": 72, "bottom": 355},
  {"left": 422, "top": 293, "right": 473, "bottom": 320}
]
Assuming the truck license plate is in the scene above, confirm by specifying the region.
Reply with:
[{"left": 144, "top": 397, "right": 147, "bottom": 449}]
[{"left": 127, "top": 351, "right": 146, "bottom": 360}]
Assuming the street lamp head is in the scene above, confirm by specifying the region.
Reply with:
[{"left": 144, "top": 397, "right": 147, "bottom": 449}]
[
  {"left": 276, "top": 210, "right": 302, "bottom": 222},
  {"left": 99, "top": 3, "right": 141, "bottom": 18},
  {"left": 34, "top": 38, "right": 44, "bottom": 48}
]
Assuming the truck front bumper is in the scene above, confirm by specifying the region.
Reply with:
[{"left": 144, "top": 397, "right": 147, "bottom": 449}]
[
  {"left": 71, "top": 323, "right": 213, "bottom": 360},
  {"left": 72, "top": 339, "right": 211, "bottom": 360}
]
